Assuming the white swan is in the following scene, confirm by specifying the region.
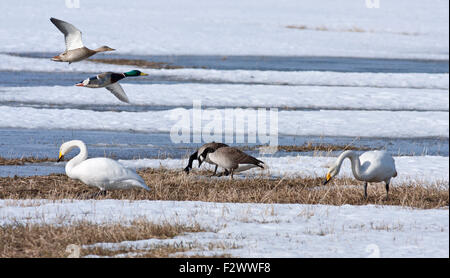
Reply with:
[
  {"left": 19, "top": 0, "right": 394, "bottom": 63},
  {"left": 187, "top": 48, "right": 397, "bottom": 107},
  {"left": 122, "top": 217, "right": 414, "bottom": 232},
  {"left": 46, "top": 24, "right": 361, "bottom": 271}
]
[
  {"left": 58, "top": 140, "right": 149, "bottom": 194},
  {"left": 323, "top": 150, "right": 397, "bottom": 199}
]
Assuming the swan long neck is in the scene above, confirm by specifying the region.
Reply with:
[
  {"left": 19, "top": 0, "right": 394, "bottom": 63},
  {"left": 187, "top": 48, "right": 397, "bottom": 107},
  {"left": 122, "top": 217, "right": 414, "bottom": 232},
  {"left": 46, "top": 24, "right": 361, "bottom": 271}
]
[
  {"left": 65, "top": 141, "right": 88, "bottom": 175},
  {"left": 335, "top": 150, "right": 364, "bottom": 180}
]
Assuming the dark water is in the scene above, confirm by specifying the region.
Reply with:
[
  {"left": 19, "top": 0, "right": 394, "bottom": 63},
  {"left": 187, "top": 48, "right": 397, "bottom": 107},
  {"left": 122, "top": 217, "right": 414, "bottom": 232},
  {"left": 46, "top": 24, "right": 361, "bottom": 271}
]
[
  {"left": 1, "top": 52, "right": 448, "bottom": 88},
  {"left": 0, "top": 128, "right": 447, "bottom": 177},
  {"left": 0, "top": 53, "right": 448, "bottom": 177},
  {"left": 0, "top": 70, "right": 179, "bottom": 87},
  {"left": 6, "top": 52, "right": 449, "bottom": 73}
]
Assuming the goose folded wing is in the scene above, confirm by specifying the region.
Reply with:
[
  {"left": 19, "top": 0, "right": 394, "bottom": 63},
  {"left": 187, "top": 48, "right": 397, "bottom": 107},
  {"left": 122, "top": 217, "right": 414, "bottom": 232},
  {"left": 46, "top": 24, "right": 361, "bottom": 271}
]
[{"left": 232, "top": 149, "right": 264, "bottom": 167}]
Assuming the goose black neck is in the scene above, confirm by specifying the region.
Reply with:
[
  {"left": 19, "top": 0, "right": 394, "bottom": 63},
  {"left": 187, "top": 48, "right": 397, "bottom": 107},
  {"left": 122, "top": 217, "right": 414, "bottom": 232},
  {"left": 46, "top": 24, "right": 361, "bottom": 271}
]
[{"left": 186, "top": 151, "right": 198, "bottom": 169}]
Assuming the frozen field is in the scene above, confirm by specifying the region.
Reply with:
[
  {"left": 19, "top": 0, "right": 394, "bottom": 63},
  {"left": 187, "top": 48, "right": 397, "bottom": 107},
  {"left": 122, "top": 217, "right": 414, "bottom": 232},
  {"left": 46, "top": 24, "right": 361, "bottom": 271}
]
[
  {"left": 0, "top": 0, "right": 448, "bottom": 59},
  {"left": 0, "top": 0, "right": 448, "bottom": 258},
  {"left": 0, "top": 199, "right": 448, "bottom": 258}
]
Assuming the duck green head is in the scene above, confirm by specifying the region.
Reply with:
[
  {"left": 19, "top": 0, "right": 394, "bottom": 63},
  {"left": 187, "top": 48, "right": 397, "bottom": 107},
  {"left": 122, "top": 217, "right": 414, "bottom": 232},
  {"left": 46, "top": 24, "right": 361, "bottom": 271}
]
[{"left": 124, "top": 70, "right": 149, "bottom": 77}]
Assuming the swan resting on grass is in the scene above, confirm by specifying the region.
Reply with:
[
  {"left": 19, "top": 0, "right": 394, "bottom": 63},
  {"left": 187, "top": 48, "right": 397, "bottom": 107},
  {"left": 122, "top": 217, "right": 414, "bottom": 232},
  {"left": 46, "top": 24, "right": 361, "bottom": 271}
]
[
  {"left": 323, "top": 150, "right": 397, "bottom": 199},
  {"left": 58, "top": 140, "right": 149, "bottom": 195}
]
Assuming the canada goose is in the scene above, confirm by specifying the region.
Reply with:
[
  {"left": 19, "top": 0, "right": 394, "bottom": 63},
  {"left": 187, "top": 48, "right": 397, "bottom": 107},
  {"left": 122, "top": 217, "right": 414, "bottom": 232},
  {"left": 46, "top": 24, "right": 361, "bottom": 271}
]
[
  {"left": 198, "top": 146, "right": 265, "bottom": 179},
  {"left": 75, "top": 70, "right": 148, "bottom": 103},
  {"left": 323, "top": 150, "right": 397, "bottom": 199},
  {"left": 184, "top": 142, "right": 229, "bottom": 175},
  {"left": 50, "top": 17, "right": 115, "bottom": 63},
  {"left": 58, "top": 140, "right": 149, "bottom": 196}
]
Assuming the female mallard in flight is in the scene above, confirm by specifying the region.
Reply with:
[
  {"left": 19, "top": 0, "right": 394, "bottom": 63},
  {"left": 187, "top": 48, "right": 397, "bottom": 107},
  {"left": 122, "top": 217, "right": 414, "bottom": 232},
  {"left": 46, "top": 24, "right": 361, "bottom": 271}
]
[
  {"left": 76, "top": 70, "right": 148, "bottom": 103},
  {"left": 50, "top": 17, "right": 115, "bottom": 63}
]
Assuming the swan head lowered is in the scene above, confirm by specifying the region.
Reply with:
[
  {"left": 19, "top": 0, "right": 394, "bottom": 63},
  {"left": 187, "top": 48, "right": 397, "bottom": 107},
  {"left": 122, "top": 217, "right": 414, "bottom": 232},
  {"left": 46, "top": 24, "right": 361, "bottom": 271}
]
[
  {"left": 323, "top": 165, "right": 338, "bottom": 185},
  {"left": 57, "top": 140, "right": 85, "bottom": 162}
]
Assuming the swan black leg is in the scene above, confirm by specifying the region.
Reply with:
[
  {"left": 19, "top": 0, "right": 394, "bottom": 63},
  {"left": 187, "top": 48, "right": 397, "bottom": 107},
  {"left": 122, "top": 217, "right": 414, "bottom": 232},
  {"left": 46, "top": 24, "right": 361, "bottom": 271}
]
[
  {"left": 385, "top": 182, "right": 390, "bottom": 200},
  {"left": 364, "top": 182, "right": 368, "bottom": 199},
  {"left": 230, "top": 169, "right": 234, "bottom": 180}
]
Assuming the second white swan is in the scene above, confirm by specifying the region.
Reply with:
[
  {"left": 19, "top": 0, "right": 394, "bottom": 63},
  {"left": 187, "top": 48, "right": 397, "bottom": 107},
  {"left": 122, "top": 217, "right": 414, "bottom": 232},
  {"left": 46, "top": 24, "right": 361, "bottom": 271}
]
[
  {"left": 58, "top": 140, "right": 150, "bottom": 194},
  {"left": 323, "top": 150, "right": 397, "bottom": 199}
]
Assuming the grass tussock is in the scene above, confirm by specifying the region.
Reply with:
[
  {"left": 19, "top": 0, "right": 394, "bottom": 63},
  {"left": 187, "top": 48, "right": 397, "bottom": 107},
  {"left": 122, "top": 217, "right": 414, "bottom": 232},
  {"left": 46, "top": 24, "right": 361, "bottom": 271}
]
[
  {"left": 243, "top": 143, "right": 371, "bottom": 154},
  {"left": 0, "top": 157, "right": 58, "bottom": 166},
  {"left": 0, "top": 168, "right": 447, "bottom": 209},
  {"left": 0, "top": 220, "right": 205, "bottom": 258},
  {"left": 88, "top": 58, "right": 183, "bottom": 69}
]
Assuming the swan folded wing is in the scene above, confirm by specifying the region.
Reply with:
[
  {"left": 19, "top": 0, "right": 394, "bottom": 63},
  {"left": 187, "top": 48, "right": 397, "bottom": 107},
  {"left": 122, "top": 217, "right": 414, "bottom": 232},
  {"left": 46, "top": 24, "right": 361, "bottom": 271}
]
[
  {"left": 105, "top": 83, "right": 130, "bottom": 103},
  {"left": 359, "top": 151, "right": 396, "bottom": 182},
  {"left": 50, "top": 18, "right": 84, "bottom": 51},
  {"left": 72, "top": 158, "right": 147, "bottom": 189}
]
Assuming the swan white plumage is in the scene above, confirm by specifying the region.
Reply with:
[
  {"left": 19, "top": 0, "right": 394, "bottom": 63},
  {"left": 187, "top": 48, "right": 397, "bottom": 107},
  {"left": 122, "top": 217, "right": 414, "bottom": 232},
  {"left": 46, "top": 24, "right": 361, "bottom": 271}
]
[
  {"left": 323, "top": 150, "right": 397, "bottom": 199},
  {"left": 58, "top": 140, "right": 149, "bottom": 193}
]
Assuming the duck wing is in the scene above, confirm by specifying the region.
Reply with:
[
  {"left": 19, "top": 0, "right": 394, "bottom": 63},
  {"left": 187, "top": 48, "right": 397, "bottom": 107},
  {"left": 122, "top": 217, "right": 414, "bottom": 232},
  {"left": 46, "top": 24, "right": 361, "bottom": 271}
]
[
  {"left": 105, "top": 83, "right": 130, "bottom": 103},
  {"left": 50, "top": 17, "right": 84, "bottom": 51}
]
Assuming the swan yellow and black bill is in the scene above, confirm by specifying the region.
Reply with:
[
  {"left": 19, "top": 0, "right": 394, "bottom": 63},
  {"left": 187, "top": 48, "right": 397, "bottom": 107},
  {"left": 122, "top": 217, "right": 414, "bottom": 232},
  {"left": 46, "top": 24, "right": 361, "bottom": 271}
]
[
  {"left": 323, "top": 172, "right": 331, "bottom": 185},
  {"left": 57, "top": 151, "right": 64, "bottom": 162}
]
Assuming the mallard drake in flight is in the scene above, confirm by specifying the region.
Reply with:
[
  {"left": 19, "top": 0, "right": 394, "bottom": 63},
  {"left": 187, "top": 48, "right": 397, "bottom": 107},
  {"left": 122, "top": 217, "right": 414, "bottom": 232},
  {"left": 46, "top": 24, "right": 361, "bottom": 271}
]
[
  {"left": 50, "top": 17, "right": 115, "bottom": 63},
  {"left": 76, "top": 70, "right": 148, "bottom": 103}
]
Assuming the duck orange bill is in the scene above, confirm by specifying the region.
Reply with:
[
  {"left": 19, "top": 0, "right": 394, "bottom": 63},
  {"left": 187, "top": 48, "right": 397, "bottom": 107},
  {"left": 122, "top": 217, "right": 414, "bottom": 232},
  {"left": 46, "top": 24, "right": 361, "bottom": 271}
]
[
  {"left": 52, "top": 55, "right": 62, "bottom": 61},
  {"left": 75, "top": 83, "right": 84, "bottom": 86}
]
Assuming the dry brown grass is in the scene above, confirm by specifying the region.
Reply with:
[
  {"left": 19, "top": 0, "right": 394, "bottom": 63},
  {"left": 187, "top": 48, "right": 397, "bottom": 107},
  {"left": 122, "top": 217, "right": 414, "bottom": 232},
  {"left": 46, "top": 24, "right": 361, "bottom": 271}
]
[
  {"left": 0, "top": 168, "right": 447, "bottom": 209},
  {"left": 242, "top": 143, "right": 371, "bottom": 154},
  {"left": 88, "top": 58, "right": 183, "bottom": 69},
  {"left": 0, "top": 157, "right": 58, "bottom": 166},
  {"left": 285, "top": 25, "right": 420, "bottom": 36},
  {"left": 0, "top": 220, "right": 206, "bottom": 258}
]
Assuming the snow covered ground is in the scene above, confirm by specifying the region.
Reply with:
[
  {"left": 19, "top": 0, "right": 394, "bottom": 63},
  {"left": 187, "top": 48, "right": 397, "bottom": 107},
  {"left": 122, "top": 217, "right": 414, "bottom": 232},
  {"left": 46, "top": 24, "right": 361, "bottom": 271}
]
[
  {"left": 0, "top": 199, "right": 447, "bottom": 257},
  {"left": 0, "top": 0, "right": 448, "bottom": 258},
  {"left": 0, "top": 106, "right": 447, "bottom": 138},
  {"left": 119, "top": 155, "right": 449, "bottom": 186},
  {"left": 0, "top": 0, "right": 448, "bottom": 59},
  {"left": 2, "top": 84, "right": 448, "bottom": 111}
]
